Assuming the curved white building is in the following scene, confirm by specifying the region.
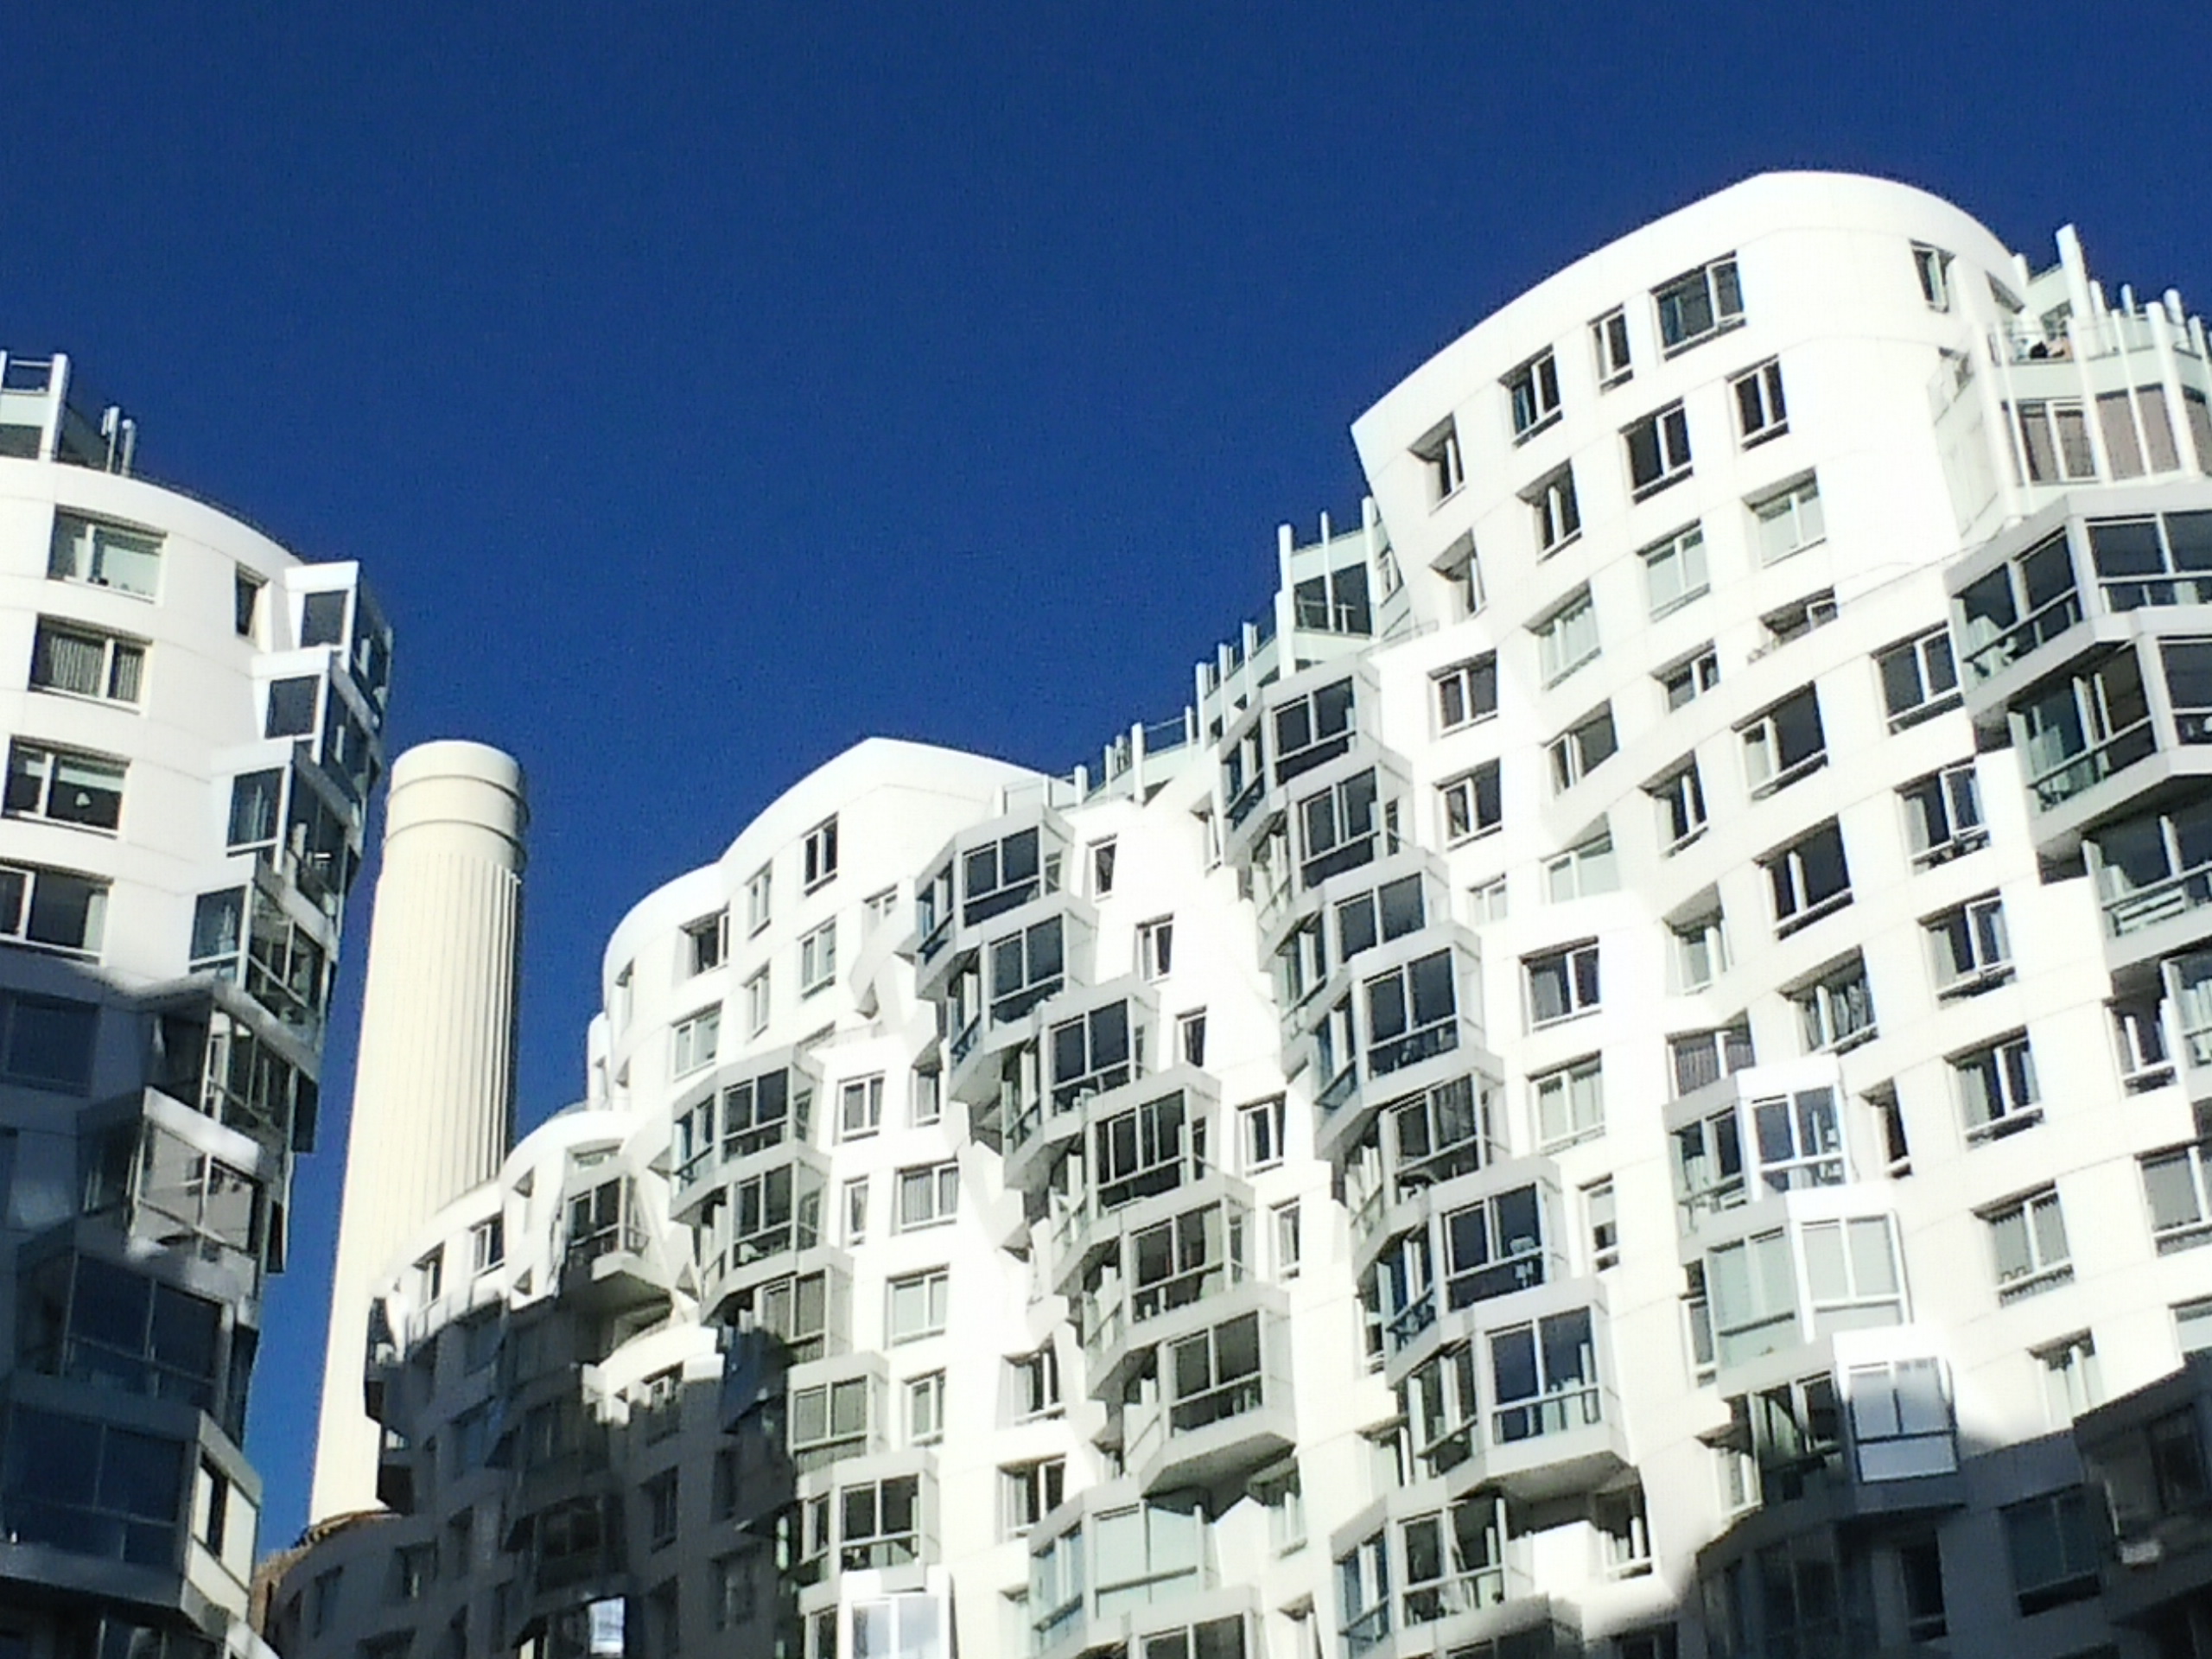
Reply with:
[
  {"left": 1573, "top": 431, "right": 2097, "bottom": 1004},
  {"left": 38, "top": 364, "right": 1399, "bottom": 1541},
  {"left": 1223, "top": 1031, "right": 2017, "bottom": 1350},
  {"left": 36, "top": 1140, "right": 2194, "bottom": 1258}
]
[
  {"left": 0, "top": 353, "right": 391, "bottom": 1659},
  {"left": 273, "top": 173, "right": 2212, "bottom": 1659}
]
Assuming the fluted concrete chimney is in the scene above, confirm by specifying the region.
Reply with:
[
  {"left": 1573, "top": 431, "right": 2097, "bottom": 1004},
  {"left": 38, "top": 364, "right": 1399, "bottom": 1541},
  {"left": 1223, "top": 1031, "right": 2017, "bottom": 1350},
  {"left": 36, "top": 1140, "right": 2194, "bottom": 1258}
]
[{"left": 310, "top": 740, "right": 525, "bottom": 1522}]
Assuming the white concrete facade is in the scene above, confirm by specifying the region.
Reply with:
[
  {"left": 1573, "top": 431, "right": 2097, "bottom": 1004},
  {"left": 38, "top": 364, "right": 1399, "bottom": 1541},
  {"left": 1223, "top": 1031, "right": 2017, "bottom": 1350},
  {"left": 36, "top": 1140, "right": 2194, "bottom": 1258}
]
[
  {"left": 0, "top": 354, "right": 391, "bottom": 1659},
  {"left": 275, "top": 173, "right": 2212, "bottom": 1659},
  {"left": 313, "top": 741, "right": 528, "bottom": 1523}
]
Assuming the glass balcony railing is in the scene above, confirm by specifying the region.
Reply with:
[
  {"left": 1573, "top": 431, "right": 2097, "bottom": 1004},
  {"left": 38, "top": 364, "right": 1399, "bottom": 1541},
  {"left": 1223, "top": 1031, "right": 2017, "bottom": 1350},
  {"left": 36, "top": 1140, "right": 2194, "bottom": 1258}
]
[
  {"left": 1963, "top": 589, "right": 2085, "bottom": 683},
  {"left": 2030, "top": 718, "right": 2157, "bottom": 810},
  {"left": 2106, "top": 860, "right": 2212, "bottom": 936}
]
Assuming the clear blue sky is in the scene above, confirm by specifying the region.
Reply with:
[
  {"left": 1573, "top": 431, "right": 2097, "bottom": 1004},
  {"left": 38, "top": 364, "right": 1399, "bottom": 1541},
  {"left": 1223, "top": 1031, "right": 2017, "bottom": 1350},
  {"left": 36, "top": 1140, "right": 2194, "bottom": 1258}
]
[{"left": 5, "top": 0, "right": 2207, "bottom": 1544}]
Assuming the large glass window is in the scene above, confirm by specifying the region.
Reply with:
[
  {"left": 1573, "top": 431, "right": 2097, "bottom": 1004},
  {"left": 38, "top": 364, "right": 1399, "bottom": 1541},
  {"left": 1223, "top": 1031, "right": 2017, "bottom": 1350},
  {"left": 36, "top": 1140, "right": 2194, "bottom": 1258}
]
[
  {"left": 1441, "top": 1186, "right": 1543, "bottom": 1307},
  {"left": 1488, "top": 1308, "right": 1598, "bottom": 1442},
  {"left": 1655, "top": 257, "right": 1743, "bottom": 352},
  {"left": 30, "top": 620, "right": 143, "bottom": 703},
  {"left": 1, "top": 1406, "right": 182, "bottom": 1566},
  {"left": 5, "top": 742, "right": 124, "bottom": 830},
  {"left": 48, "top": 512, "right": 162, "bottom": 598},
  {"left": 1273, "top": 679, "right": 1357, "bottom": 783}
]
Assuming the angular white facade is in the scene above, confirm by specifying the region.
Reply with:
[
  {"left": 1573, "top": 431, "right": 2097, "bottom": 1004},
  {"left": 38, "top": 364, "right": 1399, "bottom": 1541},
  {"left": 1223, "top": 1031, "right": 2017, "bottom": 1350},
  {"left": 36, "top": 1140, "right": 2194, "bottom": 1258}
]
[
  {"left": 274, "top": 173, "right": 2212, "bottom": 1659},
  {"left": 0, "top": 353, "right": 391, "bottom": 1659},
  {"left": 313, "top": 741, "right": 528, "bottom": 1523}
]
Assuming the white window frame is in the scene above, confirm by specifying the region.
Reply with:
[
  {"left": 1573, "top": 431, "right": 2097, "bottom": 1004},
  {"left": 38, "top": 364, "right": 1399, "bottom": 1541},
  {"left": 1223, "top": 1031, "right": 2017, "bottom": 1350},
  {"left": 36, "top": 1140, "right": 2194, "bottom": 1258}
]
[
  {"left": 1548, "top": 704, "right": 1617, "bottom": 795},
  {"left": 1527, "top": 464, "right": 1580, "bottom": 555},
  {"left": 1878, "top": 627, "right": 1961, "bottom": 728},
  {"left": 1545, "top": 833, "right": 1617, "bottom": 902},
  {"left": 801, "top": 816, "right": 838, "bottom": 890},
  {"left": 839, "top": 1074, "right": 886, "bottom": 1141},
  {"left": 1088, "top": 838, "right": 1117, "bottom": 897},
  {"left": 1956, "top": 1033, "right": 2041, "bottom": 1142},
  {"left": 1000, "top": 1459, "right": 1065, "bottom": 1539},
  {"left": 1625, "top": 402, "right": 1693, "bottom": 497},
  {"left": 2017, "top": 399, "right": 2098, "bottom": 482},
  {"left": 1535, "top": 589, "right": 1599, "bottom": 686},
  {"left": 1238, "top": 1096, "right": 1287, "bottom": 1172},
  {"left": 1433, "top": 654, "right": 1497, "bottom": 733},
  {"left": 1440, "top": 762, "right": 1501, "bottom": 845},
  {"left": 895, "top": 1161, "right": 960, "bottom": 1231},
  {"left": 798, "top": 919, "right": 837, "bottom": 995},
  {"left": 1642, "top": 524, "right": 1709, "bottom": 618},
  {"left": 1470, "top": 875, "right": 1508, "bottom": 923},
  {"left": 911, "top": 1066, "right": 943, "bottom": 1126},
  {"left": 1901, "top": 761, "right": 1986, "bottom": 866},
  {"left": 1659, "top": 645, "right": 1720, "bottom": 710},
  {"left": 1651, "top": 761, "right": 1707, "bottom": 852},
  {"left": 29, "top": 620, "right": 144, "bottom": 705},
  {"left": 2141, "top": 1143, "right": 2212, "bottom": 1255},
  {"left": 671, "top": 1007, "right": 721, "bottom": 1078},
  {"left": 1761, "top": 588, "right": 1839, "bottom": 650},
  {"left": 861, "top": 886, "right": 899, "bottom": 935},
  {"left": 887, "top": 1268, "right": 950, "bottom": 1344},
  {"left": 1927, "top": 894, "right": 2012, "bottom": 993},
  {"left": 1505, "top": 349, "right": 1562, "bottom": 440},
  {"left": 1751, "top": 475, "right": 1826, "bottom": 563},
  {"left": 1414, "top": 418, "right": 1465, "bottom": 503},
  {"left": 1913, "top": 244, "right": 1954, "bottom": 310},
  {"left": 746, "top": 865, "right": 772, "bottom": 935},
  {"left": 1654, "top": 256, "right": 1744, "bottom": 353},
  {"left": 1137, "top": 915, "right": 1174, "bottom": 981},
  {"left": 1765, "top": 820, "right": 1853, "bottom": 934},
  {"left": 1794, "top": 958, "right": 1877, "bottom": 1052},
  {"left": 1739, "top": 687, "right": 1826, "bottom": 796},
  {"left": 48, "top": 512, "right": 162, "bottom": 600},
  {"left": 743, "top": 967, "right": 770, "bottom": 1036},
  {"left": 1986, "top": 1188, "right": 2071, "bottom": 1302},
  {"left": 903, "top": 1371, "right": 945, "bottom": 1446},
  {"left": 1731, "top": 359, "right": 1788, "bottom": 445},
  {"left": 1591, "top": 307, "right": 1632, "bottom": 387},
  {"left": 1526, "top": 943, "right": 1600, "bottom": 1028},
  {"left": 1584, "top": 1179, "right": 1619, "bottom": 1271},
  {"left": 1672, "top": 912, "right": 1729, "bottom": 993},
  {"left": 1534, "top": 1056, "right": 1604, "bottom": 1150},
  {"left": 5, "top": 742, "right": 126, "bottom": 833},
  {"left": 842, "top": 1176, "right": 869, "bottom": 1246},
  {"left": 683, "top": 910, "right": 729, "bottom": 977}
]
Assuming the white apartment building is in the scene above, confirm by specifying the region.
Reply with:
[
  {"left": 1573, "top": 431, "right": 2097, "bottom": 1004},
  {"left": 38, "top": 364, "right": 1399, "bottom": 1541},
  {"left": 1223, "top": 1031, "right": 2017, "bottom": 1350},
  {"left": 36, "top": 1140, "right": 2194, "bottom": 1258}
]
[
  {"left": 271, "top": 172, "right": 2212, "bottom": 1659},
  {"left": 0, "top": 355, "right": 391, "bottom": 1659}
]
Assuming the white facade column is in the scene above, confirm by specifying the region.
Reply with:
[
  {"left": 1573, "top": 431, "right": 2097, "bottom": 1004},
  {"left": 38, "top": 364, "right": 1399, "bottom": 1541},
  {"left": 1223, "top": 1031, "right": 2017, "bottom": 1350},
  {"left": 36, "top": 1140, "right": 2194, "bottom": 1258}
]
[{"left": 311, "top": 739, "right": 527, "bottom": 1522}]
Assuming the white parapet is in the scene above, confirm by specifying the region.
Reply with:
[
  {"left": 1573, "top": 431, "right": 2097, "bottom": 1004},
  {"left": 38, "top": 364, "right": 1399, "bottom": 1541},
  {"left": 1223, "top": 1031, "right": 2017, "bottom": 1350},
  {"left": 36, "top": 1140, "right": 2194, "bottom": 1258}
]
[{"left": 310, "top": 739, "right": 528, "bottom": 1522}]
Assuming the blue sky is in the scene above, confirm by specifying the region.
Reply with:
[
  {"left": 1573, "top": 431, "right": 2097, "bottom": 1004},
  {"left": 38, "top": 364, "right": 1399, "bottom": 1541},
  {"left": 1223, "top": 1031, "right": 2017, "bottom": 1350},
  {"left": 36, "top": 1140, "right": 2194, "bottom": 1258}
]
[{"left": 5, "top": 0, "right": 2209, "bottom": 1542}]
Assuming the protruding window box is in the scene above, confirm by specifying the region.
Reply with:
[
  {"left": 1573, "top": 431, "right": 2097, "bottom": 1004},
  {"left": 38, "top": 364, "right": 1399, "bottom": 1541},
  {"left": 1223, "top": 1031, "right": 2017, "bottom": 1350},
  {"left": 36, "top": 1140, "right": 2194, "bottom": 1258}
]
[
  {"left": 558, "top": 1173, "right": 667, "bottom": 1315},
  {"left": 1074, "top": 1198, "right": 1266, "bottom": 1395},
  {"left": 1479, "top": 1287, "right": 1628, "bottom": 1504},
  {"left": 1121, "top": 1308, "right": 1296, "bottom": 1498},
  {"left": 1667, "top": 1061, "right": 1850, "bottom": 1241},
  {"left": 1002, "top": 983, "right": 1160, "bottom": 1199},
  {"left": 666, "top": 1049, "right": 819, "bottom": 1213}
]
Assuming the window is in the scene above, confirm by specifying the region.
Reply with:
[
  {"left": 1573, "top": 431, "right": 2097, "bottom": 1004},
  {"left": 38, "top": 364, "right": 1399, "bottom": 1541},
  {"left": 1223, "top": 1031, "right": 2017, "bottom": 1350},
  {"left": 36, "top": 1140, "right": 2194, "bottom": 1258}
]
[
  {"left": 839, "top": 1074, "right": 885, "bottom": 1140},
  {"left": 1651, "top": 762, "right": 1707, "bottom": 851},
  {"left": 1535, "top": 589, "right": 1599, "bottom": 685},
  {"left": 1299, "top": 770, "right": 1383, "bottom": 885},
  {"left": 0, "top": 865, "right": 109, "bottom": 958},
  {"left": 1294, "top": 565, "right": 1372, "bottom": 635},
  {"left": 905, "top": 1371, "right": 945, "bottom": 1445},
  {"left": 1761, "top": 588, "right": 1838, "bottom": 649},
  {"left": 2017, "top": 400, "right": 2098, "bottom": 483},
  {"left": 1548, "top": 705, "right": 1617, "bottom": 792},
  {"left": 1050, "top": 1001, "right": 1132, "bottom": 1110},
  {"left": 1274, "top": 1202, "right": 1302, "bottom": 1280},
  {"left": 746, "top": 865, "right": 772, "bottom": 934},
  {"left": 471, "top": 1216, "right": 505, "bottom": 1274},
  {"left": 30, "top": 620, "right": 143, "bottom": 704},
  {"left": 1489, "top": 1307, "right": 1598, "bottom": 1442},
  {"left": 1732, "top": 359, "right": 1788, "bottom": 445},
  {"left": 683, "top": 911, "right": 728, "bottom": 976},
  {"left": 1592, "top": 308, "right": 1632, "bottom": 386},
  {"left": 641, "top": 1471, "right": 679, "bottom": 1548},
  {"left": 862, "top": 886, "right": 898, "bottom": 934},
  {"left": 1655, "top": 256, "right": 1743, "bottom": 353},
  {"left": 1534, "top": 1056, "right": 1603, "bottom": 1149},
  {"left": 1440, "top": 763, "right": 1501, "bottom": 844},
  {"left": 1505, "top": 349, "right": 1561, "bottom": 439},
  {"left": 1096, "top": 1091, "right": 1190, "bottom": 1208},
  {"left": 1912, "top": 244, "right": 1953, "bottom": 309},
  {"left": 1751, "top": 475, "right": 1825, "bottom": 563},
  {"left": 1987, "top": 1188, "right": 2071, "bottom": 1301},
  {"left": 887, "top": 1269, "right": 950, "bottom": 1344},
  {"left": 1138, "top": 916, "right": 1174, "bottom": 980},
  {"left": 1238, "top": 1096, "right": 1286, "bottom": 1171},
  {"left": 798, "top": 920, "right": 836, "bottom": 994},
  {"left": 2180, "top": 1299, "right": 2212, "bottom": 1357},
  {"left": 911, "top": 1065, "right": 943, "bottom": 1126},
  {"left": 1901, "top": 762, "right": 1986, "bottom": 865},
  {"left": 1432, "top": 655, "right": 1497, "bottom": 733},
  {"left": 1440, "top": 534, "right": 1484, "bottom": 618},
  {"left": 1470, "top": 875, "right": 1508, "bottom": 922},
  {"left": 802, "top": 817, "right": 838, "bottom": 890},
  {"left": 1089, "top": 838, "right": 1117, "bottom": 896},
  {"left": 6, "top": 743, "right": 124, "bottom": 831},
  {"left": 2038, "top": 1333, "right": 2102, "bottom": 1425},
  {"left": 743, "top": 968, "right": 770, "bottom": 1036},
  {"left": 233, "top": 568, "right": 265, "bottom": 639},
  {"left": 1926, "top": 894, "right": 2011, "bottom": 991},
  {"left": 1527, "top": 465, "right": 1580, "bottom": 554},
  {"left": 839, "top": 1475, "right": 920, "bottom": 1571},
  {"left": 1177, "top": 1008, "right": 1207, "bottom": 1067},
  {"left": 1584, "top": 1179, "right": 1619, "bottom": 1271},
  {"left": 1001, "top": 1459, "right": 1065, "bottom": 1538},
  {"left": 671, "top": 1007, "right": 720, "bottom": 1077},
  {"left": 1802, "top": 1215, "right": 1900, "bottom": 1328},
  {"left": 393, "top": 1541, "right": 436, "bottom": 1600},
  {"left": 963, "top": 828, "right": 1052, "bottom": 923},
  {"left": 896, "top": 1162, "right": 959, "bottom": 1230},
  {"left": 1794, "top": 957, "right": 1876, "bottom": 1052},
  {"left": 2001, "top": 1488, "right": 2099, "bottom": 1614},
  {"left": 1526, "top": 943, "right": 1600, "bottom": 1027},
  {"left": 264, "top": 676, "right": 319, "bottom": 738},
  {"left": 1625, "top": 402, "right": 1693, "bottom": 496},
  {"left": 49, "top": 512, "right": 161, "bottom": 598},
  {"left": 1660, "top": 645, "right": 1719, "bottom": 709},
  {"left": 1011, "top": 1346, "right": 1061, "bottom": 1420},
  {"left": 2113, "top": 996, "right": 2174, "bottom": 1092},
  {"left": 1169, "top": 1313, "right": 1264, "bottom": 1430},
  {"left": 1413, "top": 418, "right": 1465, "bottom": 502},
  {"left": 1878, "top": 628, "right": 1961, "bottom": 728},
  {"left": 2, "top": 1407, "right": 185, "bottom": 1567},
  {"left": 1669, "top": 1022, "right": 1753, "bottom": 1096},
  {"left": 1642, "top": 524, "right": 1709, "bottom": 617},
  {"left": 1671, "top": 911, "right": 1729, "bottom": 993},
  {"left": 1546, "top": 832, "right": 1618, "bottom": 900},
  {"left": 1764, "top": 821, "right": 1851, "bottom": 933},
  {"left": 1956, "top": 1033, "right": 2040, "bottom": 1141},
  {"left": 1706, "top": 1230, "right": 1798, "bottom": 1364},
  {"left": 842, "top": 1176, "right": 869, "bottom": 1244},
  {"left": 1366, "top": 950, "right": 1459, "bottom": 1073},
  {"left": 2142, "top": 1143, "right": 2212, "bottom": 1254}
]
